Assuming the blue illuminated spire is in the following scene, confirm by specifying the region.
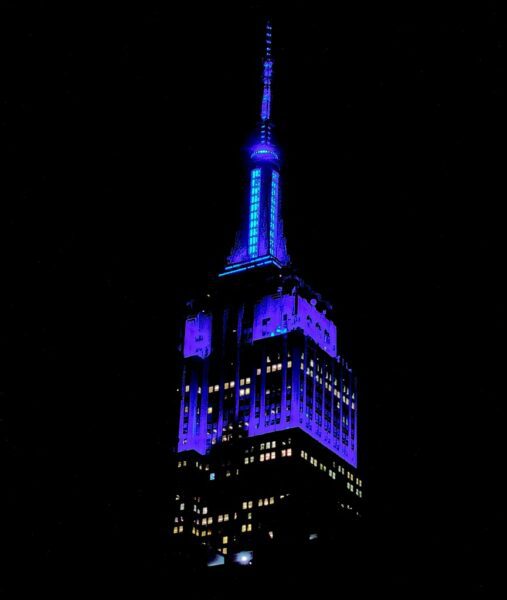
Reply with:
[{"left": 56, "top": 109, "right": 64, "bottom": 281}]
[
  {"left": 259, "top": 21, "right": 273, "bottom": 144},
  {"left": 222, "top": 21, "right": 290, "bottom": 277}
]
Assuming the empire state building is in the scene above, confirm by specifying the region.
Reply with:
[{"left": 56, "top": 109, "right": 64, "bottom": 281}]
[{"left": 171, "top": 22, "right": 363, "bottom": 566}]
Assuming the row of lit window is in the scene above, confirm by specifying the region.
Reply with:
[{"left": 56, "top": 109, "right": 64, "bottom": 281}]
[
  {"left": 300, "top": 451, "right": 341, "bottom": 481},
  {"left": 260, "top": 451, "right": 276, "bottom": 461},
  {"left": 193, "top": 527, "right": 212, "bottom": 537}
]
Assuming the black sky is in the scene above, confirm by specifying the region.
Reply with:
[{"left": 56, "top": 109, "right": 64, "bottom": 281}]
[{"left": 3, "top": 1, "right": 506, "bottom": 594}]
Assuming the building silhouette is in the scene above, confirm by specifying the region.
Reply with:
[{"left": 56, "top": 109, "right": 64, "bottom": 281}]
[{"left": 171, "top": 22, "right": 363, "bottom": 568}]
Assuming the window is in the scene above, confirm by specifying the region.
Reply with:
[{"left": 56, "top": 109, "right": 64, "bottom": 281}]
[
  {"left": 248, "top": 168, "right": 262, "bottom": 257},
  {"left": 248, "top": 500, "right": 253, "bottom": 509},
  {"left": 269, "top": 171, "right": 279, "bottom": 254},
  {"left": 242, "top": 501, "right": 247, "bottom": 510},
  {"left": 223, "top": 536, "right": 228, "bottom": 544},
  {"left": 179, "top": 503, "right": 185, "bottom": 511}
]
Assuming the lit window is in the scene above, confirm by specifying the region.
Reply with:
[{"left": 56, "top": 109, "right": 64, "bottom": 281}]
[
  {"left": 287, "top": 360, "right": 292, "bottom": 368},
  {"left": 214, "top": 385, "right": 219, "bottom": 392},
  {"left": 257, "top": 368, "right": 261, "bottom": 376},
  {"left": 258, "top": 499, "right": 263, "bottom": 507},
  {"left": 247, "top": 512, "right": 252, "bottom": 520},
  {"left": 230, "top": 381, "right": 235, "bottom": 388},
  {"left": 240, "top": 389, "right": 245, "bottom": 397},
  {"left": 218, "top": 515, "right": 223, "bottom": 522},
  {"left": 269, "top": 497, "right": 274, "bottom": 505},
  {"left": 272, "top": 441, "right": 276, "bottom": 449},
  {"left": 223, "top": 536, "right": 228, "bottom": 544},
  {"left": 179, "top": 526, "right": 183, "bottom": 532},
  {"left": 224, "top": 514, "right": 229, "bottom": 521},
  {"left": 260, "top": 443, "right": 265, "bottom": 451},
  {"left": 173, "top": 526, "right": 178, "bottom": 534},
  {"left": 207, "top": 407, "right": 213, "bottom": 414},
  {"left": 210, "top": 473, "right": 215, "bottom": 480},
  {"left": 287, "top": 448, "right": 292, "bottom": 457},
  {"left": 269, "top": 171, "right": 279, "bottom": 254},
  {"left": 179, "top": 503, "right": 185, "bottom": 511},
  {"left": 260, "top": 454, "right": 265, "bottom": 462},
  {"left": 185, "top": 385, "right": 190, "bottom": 392},
  {"left": 242, "top": 501, "right": 247, "bottom": 510},
  {"left": 248, "top": 501, "right": 253, "bottom": 509},
  {"left": 248, "top": 168, "right": 262, "bottom": 257},
  {"left": 271, "top": 452, "right": 276, "bottom": 459},
  {"left": 241, "top": 524, "right": 247, "bottom": 532},
  {"left": 244, "top": 457, "right": 249, "bottom": 465},
  {"left": 246, "top": 377, "right": 251, "bottom": 384},
  {"left": 266, "top": 442, "right": 271, "bottom": 450},
  {"left": 247, "top": 523, "right": 252, "bottom": 531},
  {"left": 240, "top": 378, "right": 245, "bottom": 386},
  {"left": 267, "top": 366, "right": 272, "bottom": 373},
  {"left": 245, "top": 387, "right": 250, "bottom": 395},
  {"left": 223, "top": 548, "right": 228, "bottom": 555},
  {"left": 224, "top": 382, "right": 229, "bottom": 390},
  {"left": 202, "top": 507, "right": 208, "bottom": 515}
]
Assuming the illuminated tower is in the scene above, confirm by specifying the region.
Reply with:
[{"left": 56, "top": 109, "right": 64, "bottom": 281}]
[
  {"left": 172, "top": 22, "right": 363, "bottom": 565},
  {"left": 224, "top": 21, "right": 290, "bottom": 275}
]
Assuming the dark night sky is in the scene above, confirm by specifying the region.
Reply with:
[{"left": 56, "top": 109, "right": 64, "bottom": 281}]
[{"left": 3, "top": 1, "right": 506, "bottom": 594}]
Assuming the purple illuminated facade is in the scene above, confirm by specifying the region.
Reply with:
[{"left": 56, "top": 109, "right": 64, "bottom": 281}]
[{"left": 172, "top": 23, "right": 363, "bottom": 562}]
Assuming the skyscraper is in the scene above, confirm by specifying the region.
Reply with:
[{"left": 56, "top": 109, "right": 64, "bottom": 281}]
[{"left": 171, "top": 22, "right": 363, "bottom": 566}]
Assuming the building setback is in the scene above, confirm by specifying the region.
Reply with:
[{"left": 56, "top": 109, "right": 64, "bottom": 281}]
[{"left": 171, "top": 22, "right": 363, "bottom": 566}]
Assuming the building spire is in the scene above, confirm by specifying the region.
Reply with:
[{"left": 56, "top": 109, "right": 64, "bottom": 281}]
[
  {"left": 220, "top": 19, "right": 290, "bottom": 277},
  {"left": 260, "top": 20, "right": 273, "bottom": 144}
]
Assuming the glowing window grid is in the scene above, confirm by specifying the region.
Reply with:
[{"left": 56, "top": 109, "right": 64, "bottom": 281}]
[
  {"left": 248, "top": 168, "right": 262, "bottom": 257},
  {"left": 269, "top": 170, "right": 279, "bottom": 255}
]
